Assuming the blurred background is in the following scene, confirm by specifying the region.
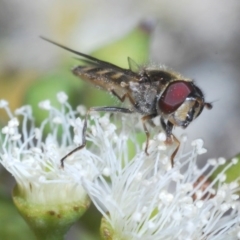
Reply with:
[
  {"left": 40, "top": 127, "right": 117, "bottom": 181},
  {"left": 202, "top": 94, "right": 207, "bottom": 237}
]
[{"left": 0, "top": 0, "right": 240, "bottom": 239}]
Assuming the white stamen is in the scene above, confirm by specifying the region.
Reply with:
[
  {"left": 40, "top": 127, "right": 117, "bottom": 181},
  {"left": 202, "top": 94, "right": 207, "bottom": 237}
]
[
  {"left": 57, "top": 91, "right": 68, "bottom": 103},
  {"left": 52, "top": 116, "right": 62, "bottom": 124},
  {"left": 218, "top": 157, "right": 226, "bottom": 165},
  {"left": 102, "top": 168, "right": 111, "bottom": 177},
  {"left": 232, "top": 158, "right": 238, "bottom": 164},
  {"left": 208, "top": 158, "right": 217, "bottom": 166},
  {"left": 132, "top": 212, "right": 142, "bottom": 222},
  {"left": 11, "top": 133, "right": 21, "bottom": 141},
  {"left": 0, "top": 100, "right": 8, "bottom": 108},
  {"left": 77, "top": 105, "right": 87, "bottom": 115},
  {"left": 157, "top": 132, "right": 166, "bottom": 141},
  {"left": 38, "top": 100, "right": 51, "bottom": 110},
  {"left": 9, "top": 118, "right": 19, "bottom": 127}
]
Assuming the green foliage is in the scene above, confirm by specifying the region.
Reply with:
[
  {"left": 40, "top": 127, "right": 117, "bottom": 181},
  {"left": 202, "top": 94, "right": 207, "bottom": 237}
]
[
  {"left": 0, "top": 194, "right": 35, "bottom": 240},
  {"left": 210, "top": 155, "right": 240, "bottom": 184}
]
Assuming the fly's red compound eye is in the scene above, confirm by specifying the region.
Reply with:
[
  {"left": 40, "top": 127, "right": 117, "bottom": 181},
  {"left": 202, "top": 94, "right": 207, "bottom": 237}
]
[{"left": 159, "top": 81, "right": 193, "bottom": 114}]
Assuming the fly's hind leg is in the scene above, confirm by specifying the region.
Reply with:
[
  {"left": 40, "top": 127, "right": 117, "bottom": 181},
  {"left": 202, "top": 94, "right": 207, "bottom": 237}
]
[
  {"left": 60, "top": 106, "right": 133, "bottom": 168},
  {"left": 160, "top": 118, "right": 180, "bottom": 168}
]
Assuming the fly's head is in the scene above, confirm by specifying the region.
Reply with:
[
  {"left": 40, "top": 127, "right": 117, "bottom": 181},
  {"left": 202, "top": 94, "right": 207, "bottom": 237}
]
[{"left": 158, "top": 80, "right": 212, "bottom": 128}]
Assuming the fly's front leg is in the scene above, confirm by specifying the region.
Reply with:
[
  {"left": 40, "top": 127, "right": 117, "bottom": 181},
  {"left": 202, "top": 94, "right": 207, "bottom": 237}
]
[
  {"left": 160, "top": 118, "right": 173, "bottom": 143},
  {"left": 160, "top": 118, "right": 180, "bottom": 167},
  {"left": 142, "top": 114, "right": 157, "bottom": 155},
  {"left": 170, "top": 135, "right": 180, "bottom": 168},
  {"left": 60, "top": 106, "right": 133, "bottom": 168}
]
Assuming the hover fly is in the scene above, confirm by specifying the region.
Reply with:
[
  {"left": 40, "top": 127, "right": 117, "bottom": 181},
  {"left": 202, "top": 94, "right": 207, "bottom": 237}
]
[{"left": 42, "top": 37, "right": 212, "bottom": 168}]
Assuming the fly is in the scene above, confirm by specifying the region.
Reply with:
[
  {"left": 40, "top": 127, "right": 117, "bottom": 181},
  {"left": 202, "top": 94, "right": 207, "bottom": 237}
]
[{"left": 41, "top": 37, "right": 213, "bottom": 168}]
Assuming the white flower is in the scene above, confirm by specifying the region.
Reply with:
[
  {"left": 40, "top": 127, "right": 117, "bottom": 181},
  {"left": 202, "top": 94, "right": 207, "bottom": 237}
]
[
  {"left": 83, "top": 134, "right": 240, "bottom": 240},
  {"left": 1, "top": 92, "right": 240, "bottom": 239},
  {"left": 0, "top": 92, "right": 99, "bottom": 205}
]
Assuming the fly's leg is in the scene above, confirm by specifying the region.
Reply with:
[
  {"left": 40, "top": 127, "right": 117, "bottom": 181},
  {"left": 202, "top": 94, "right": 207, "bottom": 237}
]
[
  {"left": 60, "top": 112, "right": 88, "bottom": 168},
  {"left": 112, "top": 90, "right": 160, "bottom": 156},
  {"left": 160, "top": 118, "right": 180, "bottom": 167},
  {"left": 110, "top": 89, "right": 137, "bottom": 107},
  {"left": 111, "top": 89, "right": 159, "bottom": 156},
  {"left": 141, "top": 114, "right": 157, "bottom": 155},
  {"left": 60, "top": 106, "right": 133, "bottom": 168},
  {"left": 160, "top": 118, "right": 173, "bottom": 143},
  {"left": 169, "top": 134, "right": 180, "bottom": 168}
]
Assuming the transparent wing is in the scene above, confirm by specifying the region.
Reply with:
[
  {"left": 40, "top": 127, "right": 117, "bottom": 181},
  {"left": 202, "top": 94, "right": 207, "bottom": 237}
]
[{"left": 41, "top": 37, "right": 140, "bottom": 94}]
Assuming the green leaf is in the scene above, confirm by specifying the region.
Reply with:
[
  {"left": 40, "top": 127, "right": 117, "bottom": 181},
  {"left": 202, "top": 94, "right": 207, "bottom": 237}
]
[
  {"left": 210, "top": 155, "right": 240, "bottom": 183},
  {"left": 92, "top": 22, "right": 152, "bottom": 68}
]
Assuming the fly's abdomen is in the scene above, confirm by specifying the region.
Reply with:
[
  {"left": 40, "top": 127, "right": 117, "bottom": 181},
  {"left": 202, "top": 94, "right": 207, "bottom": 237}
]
[{"left": 72, "top": 66, "right": 135, "bottom": 91}]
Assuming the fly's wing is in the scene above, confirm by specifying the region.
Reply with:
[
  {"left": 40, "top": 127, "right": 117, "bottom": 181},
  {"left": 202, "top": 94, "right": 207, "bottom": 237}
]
[
  {"left": 127, "top": 57, "right": 140, "bottom": 73},
  {"left": 41, "top": 37, "right": 140, "bottom": 95}
]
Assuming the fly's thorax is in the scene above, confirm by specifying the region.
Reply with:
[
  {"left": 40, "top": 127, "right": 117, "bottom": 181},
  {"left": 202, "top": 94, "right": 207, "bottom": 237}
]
[
  {"left": 145, "top": 68, "right": 192, "bottom": 93},
  {"left": 129, "top": 81, "right": 158, "bottom": 114}
]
